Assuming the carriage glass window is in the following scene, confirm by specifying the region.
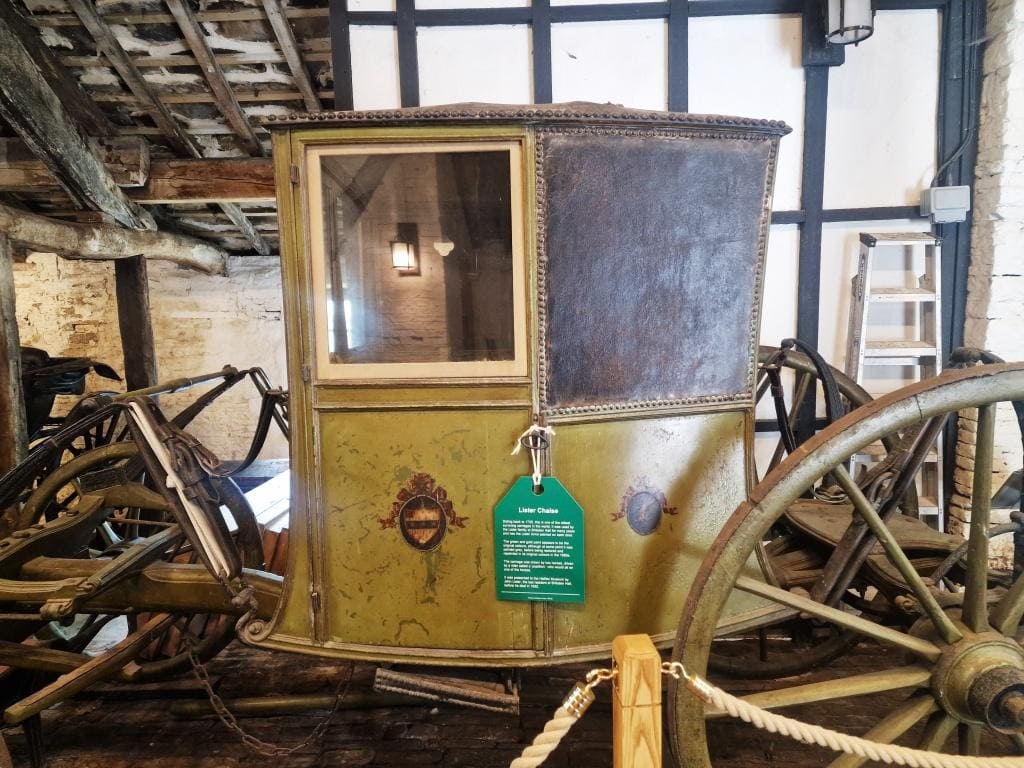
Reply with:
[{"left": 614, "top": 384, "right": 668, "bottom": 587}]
[{"left": 307, "top": 141, "right": 527, "bottom": 380}]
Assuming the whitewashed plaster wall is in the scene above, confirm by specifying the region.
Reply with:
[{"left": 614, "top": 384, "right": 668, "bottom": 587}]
[
  {"left": 949, "top": 0, "right": 1023, "bottom": 565},
  {"left": 12, "top": 254, "right": 289, "bottom": 460},
  {"left": 12, "top": 5, "right": 946, "bottom": 468}
]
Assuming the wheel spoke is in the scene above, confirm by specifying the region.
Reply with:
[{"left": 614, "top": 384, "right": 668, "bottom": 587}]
[
  {"left": 964, "top": 403, "right": 996, "bottom": 632},
  {"left": 959, "top": 723, "right": 981, "bottom": 755},
  {"left": 814, "top": 418, "right": 946, "bottom": 608},
  {"left": 991, "top": 567, "right": 1024, "bottom": 635},
  {"left": 919, "top": 712, "right": 957, "bottom": 751},
  {"left": 1007, "top": 732, "right": 1024, "bottom": 755},
  {"left": 833, "top": 465, "right": 963, "bottom": 645},
  {"left": 826, "top": 694, "right": 939, "bottom": 768},
  {"left": 704, "top": 665, "right": 931, "bottom": 719},
  {"left": 735, "top": 576, "right": 942, "bottom": 661}
]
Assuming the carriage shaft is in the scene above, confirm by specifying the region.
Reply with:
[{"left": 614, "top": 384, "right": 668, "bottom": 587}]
[{"left": 1, "top": 558, "right": 281, "bottom": 618}]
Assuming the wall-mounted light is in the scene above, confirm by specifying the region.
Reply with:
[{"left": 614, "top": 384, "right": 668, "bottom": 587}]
[
  {"left": 390, "top": 222, "right": 419, "bottom": 275},
  {"left": 433, "top": 240, "right": 455, "bottom": 258},
  {"left": 826, "top": 0, "right": 874, "bottom": 45}
]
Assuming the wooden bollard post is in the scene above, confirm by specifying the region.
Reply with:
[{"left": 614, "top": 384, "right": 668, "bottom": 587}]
[{"left": 612, "top": 634, "right": 661, "bottom": 768}]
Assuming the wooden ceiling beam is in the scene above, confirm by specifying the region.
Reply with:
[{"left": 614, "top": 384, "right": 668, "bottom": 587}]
[
  {"left": 61, "top": 50, "right": 333, "bottom": 69},
  {"left": 67, "top": 0, "right": 271, "bottom": 256},
  {"left": 0, "top": 1, "right": 113, "bottom": 140},
  {"left": 32, "top": 6, "right": 330, "bottom": 27},
  {"left": 0, "top": 202, "right": 227, "bottom": 274},
  {"left": 66, "top": 0, "right": 196, "bottom": 157},
  {"left": 128, "top": 159, "right": 275, "bottom": 204},
  {"left": 259, "top": 0, "right": 320, "bottom": 112},
  {"left": 0, "top": 7, "right": 153, "bottom": 231},
  {"left": 0, "top": 150, "right": 276, "bottom": 204},
  {"left": 164, "top": 0, "right": 265, "bottom": 157},
  {"left": 92, "top": 89, "right": 333, "bottom": 105}
]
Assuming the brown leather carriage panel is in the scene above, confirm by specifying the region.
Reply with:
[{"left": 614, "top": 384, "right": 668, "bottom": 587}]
[{"left": 537, "top": 127, "right": 776, "bottom": 416}]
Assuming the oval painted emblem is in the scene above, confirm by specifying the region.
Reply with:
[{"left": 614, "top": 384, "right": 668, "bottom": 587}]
[
  {"left": 626, "top": 491, "right": 664, "bottom": 536},
  {"left": 399, "top": 495, "right": 447, "bottom": 551},
  {"left": 378, "top": 473, "right": 466, "bottom": 552},
  {"left": 613, "top": 478, "right": 678, "bottom": 536}
]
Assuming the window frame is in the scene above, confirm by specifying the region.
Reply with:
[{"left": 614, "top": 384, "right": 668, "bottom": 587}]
[{"left": 305, "top": 135, "right": 530, "bottom": 381}]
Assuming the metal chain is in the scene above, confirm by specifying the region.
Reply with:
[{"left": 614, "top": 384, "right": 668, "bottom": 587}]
[
  {"left": 585, "top": 666, "right": 617, "bottom": 689},
  {"left": 185, "top": 640, "right": 352, "bottom": 758}
]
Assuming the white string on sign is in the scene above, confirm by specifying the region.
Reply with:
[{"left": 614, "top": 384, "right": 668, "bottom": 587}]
[{"left": 511, "top": 424, "right": 556, "bottom": 489}]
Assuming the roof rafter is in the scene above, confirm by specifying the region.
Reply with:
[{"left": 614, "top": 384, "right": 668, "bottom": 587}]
[
  {"left": 164, "top": 0, "right": 265, "bottom": 157},
  {"left": 0, "top": 1, "right": 113, "bottom": 140},
  {"left": 259, "top": 0, "right": 320, "bottom": 112},
  {"left": 66, "top": 0, "right": 272, "bottom": 256}
]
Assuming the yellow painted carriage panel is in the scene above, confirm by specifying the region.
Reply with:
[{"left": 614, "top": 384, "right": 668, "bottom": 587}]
[
  {"left": 317, "top": 408, "right": 535, "bottom": 653},
  {"left": 548, "top": 411, "right": 750, "bottom": 651}
]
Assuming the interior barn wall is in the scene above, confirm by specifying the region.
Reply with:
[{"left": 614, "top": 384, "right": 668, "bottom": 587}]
[
  {"left": 12, "top": 253, "right": 289, "bottom": 461},
  {"left": 7, "top": 5, "right": 948, "bottom": 475},
  {"left": 950, "top": 0, "right": 1024, "bottom": 565}
]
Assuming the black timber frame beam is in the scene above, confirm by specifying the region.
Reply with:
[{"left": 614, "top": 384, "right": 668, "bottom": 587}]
[
  {"left": 336, "top": 0, "right": 941, "bottom": 27},
  {"left": 115, "top": 255, "right": 158, "bottom": 391},
  {"left": 937, "top": 0, "right": 986, "bottom": 510}
]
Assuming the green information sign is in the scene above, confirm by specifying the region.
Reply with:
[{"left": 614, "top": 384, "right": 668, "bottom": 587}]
[{"left": 494, "top": 476, "right": 585, "bottom": 603}]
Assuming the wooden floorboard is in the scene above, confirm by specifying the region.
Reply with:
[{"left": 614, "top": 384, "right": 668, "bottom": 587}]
[{"left": 0, "top": 640, "right": 1003, "bottom": 766}]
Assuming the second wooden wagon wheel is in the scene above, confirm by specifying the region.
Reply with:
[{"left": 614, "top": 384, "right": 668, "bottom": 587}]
[
  {"left": 672, "top": 362, "right": 1024, "bottom": 766},
  {"left": 16, "top": 441, "right": 264, "bottom": 681},
  {"left": 708, "top": 346, "right": 879, "bottom": 680}
]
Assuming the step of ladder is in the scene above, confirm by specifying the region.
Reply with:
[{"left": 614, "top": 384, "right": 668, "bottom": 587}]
[
  {"left": 859, "top": 232, "right": 940, "bottom": 247},
  {"left": 869, "top": 287, "right": 938, "bottom": 303},
  {"left": 862, "top": 340, "right": 939, "bottom": 362}
]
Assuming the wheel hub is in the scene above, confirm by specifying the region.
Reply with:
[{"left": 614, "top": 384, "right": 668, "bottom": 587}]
[{"left": 932, "top": 631, "right": 1024, "bottom": 731}]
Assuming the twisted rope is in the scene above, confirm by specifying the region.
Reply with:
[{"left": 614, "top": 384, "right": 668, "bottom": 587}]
[
  {"left": 509, "top": 706, "right": 579, "bottom": 768},
  {"left": 684, "top": 670, "right": 1024, "bottom": 768}
]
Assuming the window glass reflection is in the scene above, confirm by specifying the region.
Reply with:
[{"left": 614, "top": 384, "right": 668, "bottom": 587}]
[{"left": 320, "top": 148, "right": 516, "bottom": 366}]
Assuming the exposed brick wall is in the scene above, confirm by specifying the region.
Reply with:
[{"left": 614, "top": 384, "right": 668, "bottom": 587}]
[
  {"left": 12, "top": 253, "right": 288, "bottom": 461},
  {"left": 949, "top": 0, "right": 1023, "bottom": 564}
]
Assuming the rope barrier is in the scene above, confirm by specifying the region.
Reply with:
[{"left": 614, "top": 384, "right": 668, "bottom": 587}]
[
  {"left": 508, "top": 706, "right": 579, "bottom": 768},
  {"left": 511, "top": 659, "right": 1024, "bottom": 768},
  {"left": 670, "top": 663, "right": 1024, "bottom": 768},
  {"left": 508, "top": 676, "right": 605, "bottom": 768}
]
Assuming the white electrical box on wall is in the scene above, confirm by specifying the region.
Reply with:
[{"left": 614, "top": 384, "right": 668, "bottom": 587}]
[{"left": 921, "top": 185, "right": 971, "bottom": 223}]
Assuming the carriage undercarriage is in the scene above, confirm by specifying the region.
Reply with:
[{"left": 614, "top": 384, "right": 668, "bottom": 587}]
[{"left": 3, "top": 349, "right": 1024, "bottom": 766}]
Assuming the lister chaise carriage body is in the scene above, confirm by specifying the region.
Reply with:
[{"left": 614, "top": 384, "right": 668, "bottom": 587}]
[
  {"left": 254, "top": 103, "right": 786, "bottom": 663},
  {"left": 6, "top": 103, "right": 1024, "bottom": 767}
]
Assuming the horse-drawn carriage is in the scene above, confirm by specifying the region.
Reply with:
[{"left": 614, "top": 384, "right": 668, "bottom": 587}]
[{"left": 2, "top": 103, "right": 1023, "bottom": 766}]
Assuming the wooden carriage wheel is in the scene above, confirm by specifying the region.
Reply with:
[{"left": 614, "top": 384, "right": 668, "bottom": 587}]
[
  {"left": 16, "top": 442, "right": 263, "bottom": 680},
  {"left": 672, "top": 362, "right": 1024, "bottom": 766}
]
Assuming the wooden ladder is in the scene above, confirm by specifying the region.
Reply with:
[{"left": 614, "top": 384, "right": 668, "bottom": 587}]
[{"left": 845, "top": 231, "right": 944, "bottom": 530}]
